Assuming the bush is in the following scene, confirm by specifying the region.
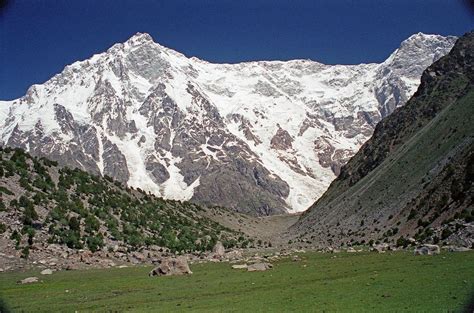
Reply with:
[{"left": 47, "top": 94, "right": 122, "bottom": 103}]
[
  {"left": 86, "top": 235, "right": 104, "bottom": 252},
  {"left": 396, "top": 236, "right": 409, "bottom": 248},
  {"left": 407, "top": 209, "right": 417, "bottom": 220},
  {"left": 84, "top": 215, "right": 100, "bottom": 234},
  {"left": 10, "top": 230, "right": 21, "bottom": 249},
  {"left": 68, "top": 217, "right": 81, "bottom": 232},
  {"left": 23, "top": 226, "right": 35, "bottom": 245},
  {"left": 441, "top": 228, "right": 452, "bottom": 240},
  {"left": 21, "top": 246, "right": 30, "bottom": 259},
  {"left": 64, "top": 231, "right": 83, "bottom": 249},
  {"left": 20, "top": 196, "right": 38, "bottom": 225}
]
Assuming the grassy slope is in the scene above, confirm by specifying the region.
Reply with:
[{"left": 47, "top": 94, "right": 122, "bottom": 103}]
[{"left": 1, "top": 251, "right": 473, "bottom": 312}]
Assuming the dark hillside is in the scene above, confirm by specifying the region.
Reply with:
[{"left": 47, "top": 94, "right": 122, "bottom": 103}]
[{"left": 292, "top": 31, "right": 474, "bottom": 248}]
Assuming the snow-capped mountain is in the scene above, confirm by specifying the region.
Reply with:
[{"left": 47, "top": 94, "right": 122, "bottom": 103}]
[{"left": 0, "top": 32, "right": 456, "bottom": 215}]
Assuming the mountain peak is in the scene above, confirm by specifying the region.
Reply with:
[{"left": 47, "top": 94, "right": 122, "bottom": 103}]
[
  {"left": 401, "top": 32, "right": 457, "bottom": 46},
  {"left": 382, "top": 32, "right": 457, "bottom": 69},
  {"left": 125, "top": 32, "right": 154, "bottom": 46}
]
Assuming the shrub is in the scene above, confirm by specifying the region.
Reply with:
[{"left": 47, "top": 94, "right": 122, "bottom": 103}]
[
  {"left": 68, "top": 217, "right": 81, "bottom": 232},
  {"left": 84, "top": 215, "right": 100, "bottom": 234},
  {"left": 441, "top": 228, "right": 452, "bottom": 240},
  {"left": 64, "top": 231, "right": 83, "bottom": 249},
  {"left": 86, "top": 235, "right": 104, "bottom": 252},
  {"left": 21, "top": 246, "right": 29, "bottom": 259},
  {"left": 396, "top": 236, "right": 409, "bottom": 248},
  {"left": 407, "top": 209, "right": 417, "bottom": 220}
]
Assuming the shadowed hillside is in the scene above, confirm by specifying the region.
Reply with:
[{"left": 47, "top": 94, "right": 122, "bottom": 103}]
[{"left": 291, "top": 31, "right": 474, "bottom": 248}]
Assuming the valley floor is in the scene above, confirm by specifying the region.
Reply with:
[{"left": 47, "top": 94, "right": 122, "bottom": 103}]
[
  {"left": 203, "top": 208, "right": 301, "bottom": 246},
  {"left": 0, "top": 251, "right": 473, "bottom": 312}
]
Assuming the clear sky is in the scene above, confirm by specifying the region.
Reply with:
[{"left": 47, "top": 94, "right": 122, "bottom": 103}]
[{"left": 1, "top": 0, "right": 473, "bottom": 100}]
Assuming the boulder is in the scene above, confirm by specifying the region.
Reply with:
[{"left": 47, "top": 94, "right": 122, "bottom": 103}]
[
  {"left": 212, "top": 241, "right": 225, "bottom": 257},
  {"left": 64, "top": 263, "right": 79, "bottom": 271},
  {"left": 232, "top": 264, "right": 248, "bottom": 270},
  {"left": 447, "top": 246, "right": 471, "bottom": 252},
  {"left": 373, "top": 243, "right": 389, "bottom": 253},
  {"left": 131, "top": 251, "right": 146, "bottom": 262},
  {"left": 407, "top": 237, "right": 417, "bottom": 244},
  {"left": 18, "top": 277, "right": 39, "bottom": 284},
  {"left": 347, "top": 247, "right": 357, "bottom": 253},
  {"left": 225, "top": 249, "right": 243, "bottom": 260},
  {"left": 40, "top": 269, "right": 53, "bottom": 275},
  {"left": 149, "top": 257, "right": 192, "bottom": 277},
  {"left": 292, "top": 255, "right": 301, "bottom": 262},
  {"left": 247, "top": 262, "right": 273, "bottom": 272},
  {"left": 414, "top": 244, "right": 440, "bottom": 256}
]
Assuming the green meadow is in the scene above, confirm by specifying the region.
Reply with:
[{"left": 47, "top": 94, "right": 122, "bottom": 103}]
[{"left": 1, "top": 251, "right": 473, "bottom": 312}]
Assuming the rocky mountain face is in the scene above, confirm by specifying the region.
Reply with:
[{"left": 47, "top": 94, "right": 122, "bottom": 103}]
[
  {"left": 0, "top": 32, "right": 456, "bottom": 215},
  {"left": 292, "top": 31, "right": 474, "bottom": 248}
]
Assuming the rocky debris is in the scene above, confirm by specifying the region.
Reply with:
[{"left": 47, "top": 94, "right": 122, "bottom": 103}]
[
  {"left": 64, "top": 263, "right": 80, "bottom": 271},
  {"left": 225, "top": 249, "right": 243, "bottom": 260},
  {"left": 212, "top": 241, "right": 225, "bottom": 257},
  {"left": 247, "top": 262, "right": 273, "bottom": 272},
  {"left": 414, "top": 244, "right": 440, "bottom": 256},
  {"left": 40, "top": 269, "right": 53, "bottom": 275},
  {"left": 292, "top": 255, "right": 301, "bottom": 262},
  {"left": 373, "top": 243, "right": 390, "bottom": 253},
  {"left": 232, "top": 264, "right": 248, "bottom": 270},
  {"left": 445, "top": 246, "right": 471, "bottom": 252},
  {"left": 407, "top": 237, "right": 417, "bottom": 244},
  {"left": 149, "top": 257, "right": 192, "bottom": 277},
  {"left": 347, "top": 247, "right": 357, "bottom": 253},
  {"left": 18, "top": 277, "right": 39, "bottom": 284}
]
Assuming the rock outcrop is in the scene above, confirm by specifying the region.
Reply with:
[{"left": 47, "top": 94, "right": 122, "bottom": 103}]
[
  {"left": 247, "top": 262, "right": 273, "bottom": 272},
  {"left": 148, "top": 257, "right": 192, "bottom": 277},
  {"left": 414, "top": 244, "right": 440, "bottom": 256},
  {"left": 18, "top": 277, "right": 39, "bottom": 284}
]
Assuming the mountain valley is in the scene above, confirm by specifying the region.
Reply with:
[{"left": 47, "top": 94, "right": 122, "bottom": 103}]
[{"left": 0, "top": 32, "right": 456, "bottom": 215}]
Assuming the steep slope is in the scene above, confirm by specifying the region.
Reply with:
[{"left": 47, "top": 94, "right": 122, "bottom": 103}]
[
  {"left": 0, "top": 147, "right": 249, "bottom": 269},
  {"left": 0, "top": 33, "right": 456, "bottom": 214},
  {"left": 292, "top": 31, "right": 474, "bottom": 248}
]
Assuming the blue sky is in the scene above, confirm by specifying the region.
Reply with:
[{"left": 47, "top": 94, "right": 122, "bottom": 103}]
[{"left": 0, "top": 0, "right": 473, "bottom": 100}]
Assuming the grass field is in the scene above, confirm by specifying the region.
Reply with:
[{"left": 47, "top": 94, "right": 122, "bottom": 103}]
[{"left": 1, "top": 251, "right": 473, "bottom": 312}]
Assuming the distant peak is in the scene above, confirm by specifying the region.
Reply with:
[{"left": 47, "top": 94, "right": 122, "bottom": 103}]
[
  {"left": 403, "top": 32, "right": 457, "bottom": 44},
  {"left": 126, "top": 32, "right": 154, "bottom": 46},
  {"left": 395, "top": 32, "right": 458, "bottom": 53},
  {"left": 406, "top": 32, "right": 436, "bottom": 40}
]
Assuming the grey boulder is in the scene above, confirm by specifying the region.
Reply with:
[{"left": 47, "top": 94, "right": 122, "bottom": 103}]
[
  {"left": 414, "top": 244, "right": 440, "bottom": 256},
  {"left": 247, "top": 262, "right": 273, "bottom": 272},
  {"left": 149, "top": 257, "right": 192, "bottom": 277}
]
